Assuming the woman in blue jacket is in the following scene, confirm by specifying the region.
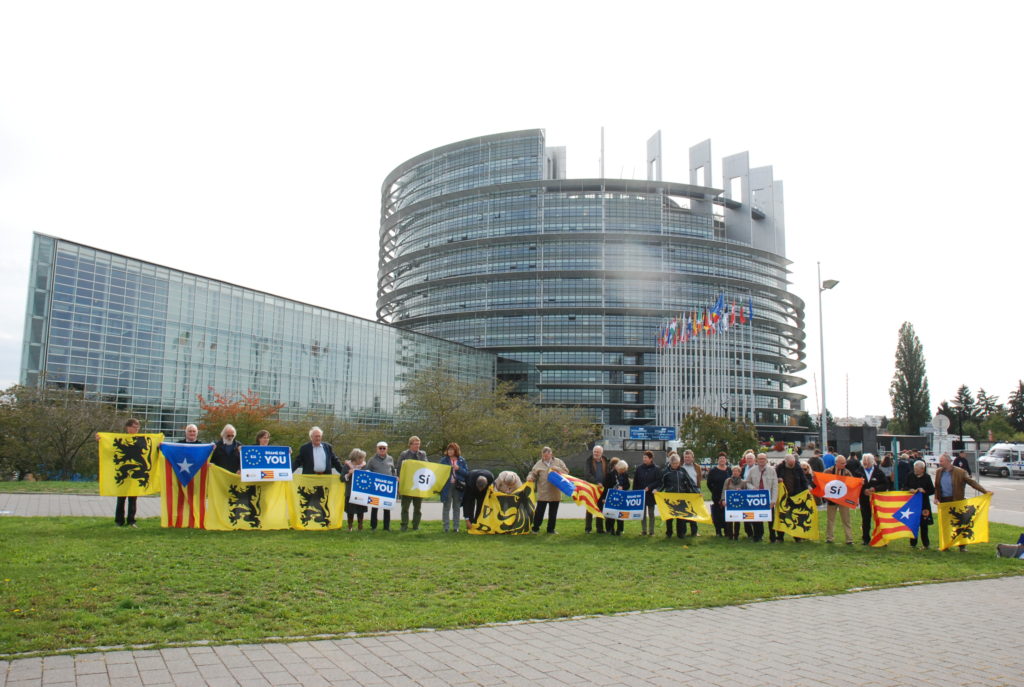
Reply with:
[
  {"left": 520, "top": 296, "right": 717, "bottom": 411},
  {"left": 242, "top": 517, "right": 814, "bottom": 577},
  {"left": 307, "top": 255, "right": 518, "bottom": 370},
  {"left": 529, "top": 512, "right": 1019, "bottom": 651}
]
[{"left": 439, "top": 442, "right": 470, "bottom": 533}]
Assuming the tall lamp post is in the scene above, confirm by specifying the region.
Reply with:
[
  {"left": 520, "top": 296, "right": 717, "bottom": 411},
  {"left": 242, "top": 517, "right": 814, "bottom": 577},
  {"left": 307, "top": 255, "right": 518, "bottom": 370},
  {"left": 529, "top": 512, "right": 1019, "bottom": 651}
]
[{"left": 818, "top": 262, "right": 839, "bottom": 453}]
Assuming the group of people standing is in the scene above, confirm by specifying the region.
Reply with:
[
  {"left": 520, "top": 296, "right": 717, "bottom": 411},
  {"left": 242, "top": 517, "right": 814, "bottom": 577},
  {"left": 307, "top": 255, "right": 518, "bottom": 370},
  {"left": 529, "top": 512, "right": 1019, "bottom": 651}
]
[{"left": 108, "top": 421, "right": 990, "bottom": 548}]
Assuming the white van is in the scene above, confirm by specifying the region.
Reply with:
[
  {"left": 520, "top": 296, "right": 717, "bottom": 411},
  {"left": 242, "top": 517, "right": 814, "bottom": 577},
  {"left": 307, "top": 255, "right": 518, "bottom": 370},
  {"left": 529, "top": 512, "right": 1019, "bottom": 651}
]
[{"left": 978, "top": 443, "right": 1024, "bottom": 478}]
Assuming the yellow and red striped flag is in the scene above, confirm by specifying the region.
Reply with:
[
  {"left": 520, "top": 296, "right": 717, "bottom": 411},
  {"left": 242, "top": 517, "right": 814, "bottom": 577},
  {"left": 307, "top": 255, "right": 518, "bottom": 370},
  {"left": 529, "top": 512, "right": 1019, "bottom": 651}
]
[
  {"left": 547, "top": 472, "right": 604, "bottom": 517},
  {"left": 869, "top": 491, "right": 922, "bottom": 547},
  {"left": 159, "top": 442, "right": 215, "bottom": 529}
]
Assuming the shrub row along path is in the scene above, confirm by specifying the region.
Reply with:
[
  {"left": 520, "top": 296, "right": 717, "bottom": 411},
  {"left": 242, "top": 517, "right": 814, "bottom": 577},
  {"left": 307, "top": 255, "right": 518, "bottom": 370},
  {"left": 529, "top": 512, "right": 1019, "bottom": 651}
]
[
  {"left": 2, "top": 475, "right": 1024, "bottom": 524},
  {"left": 1, "top": 577, "right": 1022, "bottom": 686}
]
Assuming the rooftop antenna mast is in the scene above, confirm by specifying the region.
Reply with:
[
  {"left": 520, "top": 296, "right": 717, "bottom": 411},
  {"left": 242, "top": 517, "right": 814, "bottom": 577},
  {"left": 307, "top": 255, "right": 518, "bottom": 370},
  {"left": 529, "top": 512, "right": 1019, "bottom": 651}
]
[{"left": 600, "top": 126, "right": 605, "bottom": 178}]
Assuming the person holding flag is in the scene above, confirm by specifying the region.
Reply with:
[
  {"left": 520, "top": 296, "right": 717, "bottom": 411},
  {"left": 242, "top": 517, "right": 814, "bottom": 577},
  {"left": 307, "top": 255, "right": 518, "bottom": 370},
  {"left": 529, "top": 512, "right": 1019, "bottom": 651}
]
[
  {"left": 823, "top": 455, "right": 855, "bottom": 545},
  {"left": 397, "top": 436, "right": 428, "bottom": 531},
  {"left": 903, "top": 459, "right": 935, "bottom": 548},
  {"left": 858, "top": 454, "right": 890, "bottom": 545},
  {"left": 528, "top": 447, "right": 568, "bottom": 534},
  {"left": 655, "top": 453, "right": 699, "bottom": 539},
  {"left": 633, "top": 451, "right": 661, "bottom": 536},
  {"left": 583, "top": 446, "right": 609, "bottom": 534},
  {"left": 774, "top": 453, "right": 810, "bottom": 542},
  {"left": 934, "top": 453, "right": 989, "bottom": 552}
]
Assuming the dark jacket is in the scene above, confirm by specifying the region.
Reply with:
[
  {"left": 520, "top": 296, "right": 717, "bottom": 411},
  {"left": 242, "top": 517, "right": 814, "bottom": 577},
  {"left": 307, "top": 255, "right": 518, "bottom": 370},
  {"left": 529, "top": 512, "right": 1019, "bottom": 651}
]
[
  {"left": 776, "top": 461, "right": 809, "bottom": 496},
  {"left": 210, "top": 439, "right": 242, "bottom": 472},
  {"left": 705, "top": 466, "right": 731, "bottom": 502},
  {"left": 896, "top": 458, "right": 913, "bottom": 488},
  {"left": 293, "top": 441, "right": 344, "bottom": 475},
  {"left": 633, "top": 462, "right": 662, "bottom": 506},
  {"left": 952, "top": 455, "right": 972, "bottom": 475},
  {"left": 846, "top": 457, "right": 865, "bottom": 479},
  {"left": 808, "top": 455, "right": 825, "bottom": 473},
  {"left": 584, "top": 456, "right": 608, "bottom": 485},
  {"left": 660, "top": 465, "right": 698, "bottom": 493},
  {"left": 462, "top": 469, "right": 495, "bottom": 522},
  {"left": 860, "top": 464, "right": 890, "bottom": 501},
  {"left": 904, "top": 471, "right": 935, "bottom": 525},
  {"left": 605, "top": 470, "right": 630, "bottom": 491}
]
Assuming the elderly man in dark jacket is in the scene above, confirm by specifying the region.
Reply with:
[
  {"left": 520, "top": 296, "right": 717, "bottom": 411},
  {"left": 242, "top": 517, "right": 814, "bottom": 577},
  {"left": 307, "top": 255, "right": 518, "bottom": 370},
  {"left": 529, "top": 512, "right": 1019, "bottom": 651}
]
[
  {"left": 462, "top": 469, "right": 494, "bottom": 529},
  {"left": 584, "top": 446, "right": 609, "bottom": 533},
  {"left": 858, "top": 453, "right": 889, "bottom": 545},
  {"left": 775, "top": 453, "right": 810, "bottom": 542}
]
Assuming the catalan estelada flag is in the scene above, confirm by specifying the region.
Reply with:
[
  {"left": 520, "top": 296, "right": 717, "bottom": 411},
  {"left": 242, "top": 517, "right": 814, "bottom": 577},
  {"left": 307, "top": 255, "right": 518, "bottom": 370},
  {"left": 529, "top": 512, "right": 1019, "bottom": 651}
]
[
  {"left": 547, "top": 471, "right": 603, "bottom": 517},
  {"left": 773, "top": 483, "right": 819, "bottom": 539},
  {"left": 468, "top": 482, "right": 536, "bottom": 535},
  {"left": 811, "top": 471, "right": 863, "bottom": 509},
  {"left": 205, "top": 464, "right": 291, "bottom": 531},
  {"left": 869, "top": 491, "right": 922, "bottom": 547},
  {"left": 159, "top": 442, "right": 214, "bottom": 529},
  {"left": 937, "top": 492, "right": 991, "bottom": 551},
  {"left": 655, "top": 492, "right": 711, "bottom": 522},
  {"left": 98, "top": 432, "right": 164, "bottom": 497},
  {"left": 398, "top": 459, "right": 451, "bottom": 498},
  {"left": 288, "top": 473, "right": 344, "bottom": 531}
]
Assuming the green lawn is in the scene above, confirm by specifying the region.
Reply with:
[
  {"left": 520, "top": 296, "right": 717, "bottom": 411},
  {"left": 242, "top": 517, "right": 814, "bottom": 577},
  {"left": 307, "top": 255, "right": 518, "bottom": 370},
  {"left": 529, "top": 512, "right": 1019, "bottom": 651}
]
[
  {"left": 2, "top": 514, "right": 1022, "bottom": 656},
  {"left": 0, "top": 481, "right": 100, "bottom": 495}
]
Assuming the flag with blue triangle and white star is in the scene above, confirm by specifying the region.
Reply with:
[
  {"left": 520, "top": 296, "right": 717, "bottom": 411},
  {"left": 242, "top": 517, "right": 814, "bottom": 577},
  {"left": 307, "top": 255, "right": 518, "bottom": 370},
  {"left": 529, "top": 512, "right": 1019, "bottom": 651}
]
[{"left": 870, "top": 491, "right": 922, "bottom": 546}]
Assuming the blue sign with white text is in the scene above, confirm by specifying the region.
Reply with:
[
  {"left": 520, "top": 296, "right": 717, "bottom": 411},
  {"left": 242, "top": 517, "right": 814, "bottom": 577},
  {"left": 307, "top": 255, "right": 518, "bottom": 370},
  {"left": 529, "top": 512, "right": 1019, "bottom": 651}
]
[
  {"left": 602, "top": 489, "right": 645, "bottom": 520},
  {"left": 724, "top": 488, "right": 772, "bottom": 521},
  {"left": 350, "top": 469, "right": 399, "bottom": 509},
  {"left": 239, "top": 445, "right": 292, "bottom": 482},
  {"left": 629, "top": 426, "right": 677, "bottom": 441}
]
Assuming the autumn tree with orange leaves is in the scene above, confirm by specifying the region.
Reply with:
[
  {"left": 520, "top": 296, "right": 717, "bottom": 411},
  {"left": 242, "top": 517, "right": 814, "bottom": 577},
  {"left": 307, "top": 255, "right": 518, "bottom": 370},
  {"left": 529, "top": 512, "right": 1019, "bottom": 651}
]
[{"left": 196, "top": 388, "right": 285, "bottom": 444}]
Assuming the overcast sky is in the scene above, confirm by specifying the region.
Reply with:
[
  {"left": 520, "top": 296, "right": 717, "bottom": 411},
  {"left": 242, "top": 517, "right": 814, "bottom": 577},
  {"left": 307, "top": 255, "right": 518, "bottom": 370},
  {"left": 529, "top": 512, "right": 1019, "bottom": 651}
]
[{"left": 1, "top": 1, "right": 1021, "bottom": 420}]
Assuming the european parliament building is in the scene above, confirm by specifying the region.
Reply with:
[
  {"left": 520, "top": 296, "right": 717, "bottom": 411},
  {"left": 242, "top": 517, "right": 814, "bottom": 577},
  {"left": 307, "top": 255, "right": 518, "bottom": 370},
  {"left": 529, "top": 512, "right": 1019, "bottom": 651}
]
[
  {"left": 377, "top": 130, "right": 807, "bottom": 430},
  {"left": 20, "top": 128, "right": 807, "bottom": 436},
  {"left": 20, "top": 234, "right": 496, "bottom": 436}
]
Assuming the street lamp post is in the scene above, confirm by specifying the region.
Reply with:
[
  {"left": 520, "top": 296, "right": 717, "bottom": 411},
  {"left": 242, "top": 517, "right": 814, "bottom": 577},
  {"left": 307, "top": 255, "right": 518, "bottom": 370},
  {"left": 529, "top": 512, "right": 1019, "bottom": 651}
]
[{"left": 817, "top": 262, "right": 839, "bottom": 453}]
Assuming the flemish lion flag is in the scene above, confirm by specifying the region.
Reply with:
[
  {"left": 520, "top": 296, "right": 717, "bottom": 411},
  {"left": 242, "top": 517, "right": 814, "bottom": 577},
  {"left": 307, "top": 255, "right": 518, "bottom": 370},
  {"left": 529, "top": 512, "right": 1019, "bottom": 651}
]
[
  {"left": 205, "top": 464, "right": 290, "bottom": 531},
  {"left": 398, "top": 459, "right": 451, "bottom": 498},
  {"left": 547, "top": 471, "right": 603, "bottom": 517},
  {"left": 468, "top": 482, "right": 536, "bottom": 535},
  {"left": 655, "top": 492, "right": 711, "bottom": 523},
  {"left": 773, "top": 483, "right": 819, "bottom": 539},
  {"left": 811, "top": 471, "right": 863, "bottom": 509},
  {"left": 937, "top": 492, "right": 991, "bottom": 551},
  {"left": 98, "top": 432, "right": 164, "bottom": 496},
  {"left": 289, "top": 473, "right": 344, "bottom": 530},
  {"left": 870, "top": 491, "right": 922, "bottom": 547},
  {"left": 159, "top": 442, "right": 214, "bottom": 528}
]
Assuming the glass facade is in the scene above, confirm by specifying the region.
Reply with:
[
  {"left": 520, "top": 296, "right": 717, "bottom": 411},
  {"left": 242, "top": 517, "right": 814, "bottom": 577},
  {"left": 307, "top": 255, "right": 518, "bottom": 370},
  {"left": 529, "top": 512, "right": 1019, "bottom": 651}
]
[
  {"left": 20, "top": 234, "right": 497, "bottom": 436},
  {"left": 378, "top": 130, "right": 806, "bottom": 428}
]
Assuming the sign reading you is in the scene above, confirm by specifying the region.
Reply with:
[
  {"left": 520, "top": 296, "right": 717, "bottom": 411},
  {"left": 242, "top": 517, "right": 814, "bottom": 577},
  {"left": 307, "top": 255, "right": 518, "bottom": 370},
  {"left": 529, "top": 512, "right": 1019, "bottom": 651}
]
[{"left": 240, "top": 446, "right": 293, "bottom": 482}]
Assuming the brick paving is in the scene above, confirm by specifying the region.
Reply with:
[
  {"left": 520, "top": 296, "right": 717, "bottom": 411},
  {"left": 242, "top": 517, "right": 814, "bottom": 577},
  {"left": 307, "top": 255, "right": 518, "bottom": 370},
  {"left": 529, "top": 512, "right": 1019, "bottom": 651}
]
[{"left": 3, "top": 576, "right": 1023, "bottom": 686}]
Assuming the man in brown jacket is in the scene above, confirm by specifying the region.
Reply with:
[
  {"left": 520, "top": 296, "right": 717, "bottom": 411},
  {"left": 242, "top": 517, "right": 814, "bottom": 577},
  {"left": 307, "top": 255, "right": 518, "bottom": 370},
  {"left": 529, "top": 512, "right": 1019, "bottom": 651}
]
[{"left": 934, "top": 453, "right": 989, "bottom": 552}]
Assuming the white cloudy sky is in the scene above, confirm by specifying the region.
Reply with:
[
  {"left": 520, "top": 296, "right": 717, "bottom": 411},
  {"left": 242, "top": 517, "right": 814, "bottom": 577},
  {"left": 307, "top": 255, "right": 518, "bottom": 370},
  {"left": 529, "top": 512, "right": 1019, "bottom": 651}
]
[{"left": 1, "top": 1, "right": 1021, "bottom": 418}]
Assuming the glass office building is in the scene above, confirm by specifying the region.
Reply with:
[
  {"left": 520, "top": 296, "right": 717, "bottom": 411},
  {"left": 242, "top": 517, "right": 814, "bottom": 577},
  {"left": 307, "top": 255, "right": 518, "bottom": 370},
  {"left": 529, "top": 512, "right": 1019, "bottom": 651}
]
[
  {"left": 20, "top": 234, "right": 496, "bottom": 435},
  {"left": 378, "top": 129, "right": 806, "bottom": 429}
]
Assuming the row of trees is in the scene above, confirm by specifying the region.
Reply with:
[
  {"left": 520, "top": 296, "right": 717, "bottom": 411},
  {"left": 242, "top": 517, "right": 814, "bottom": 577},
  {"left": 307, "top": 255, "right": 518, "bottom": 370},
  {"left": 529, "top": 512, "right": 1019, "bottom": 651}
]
[
  {"left": 935, "top": 382, "right": 1024, "bottom": 442},
  {"left": 0, "top": 368, "right": 600, "bottom": 480},
  {"left": 888, "top": 320, "right": 1024, "bottom": 442}
]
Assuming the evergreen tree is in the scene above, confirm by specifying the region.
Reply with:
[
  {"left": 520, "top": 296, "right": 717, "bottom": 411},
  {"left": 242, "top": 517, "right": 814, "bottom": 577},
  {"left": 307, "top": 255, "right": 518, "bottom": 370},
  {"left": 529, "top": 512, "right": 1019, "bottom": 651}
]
[
  {"left": 1008, "top": 380, "right": 1024, "bottom": 432},
  {"left": 976, "top": 388, "right": 1002, "bottom": 419},
  {"left": 889, "top": 322, "right": 931, "bottom": 434},
  {"left": 952, "top": 385, "right": 981, "bottom": 422},
  {"left": 936, "top": 400, "right": 955, "bottom": 424}
]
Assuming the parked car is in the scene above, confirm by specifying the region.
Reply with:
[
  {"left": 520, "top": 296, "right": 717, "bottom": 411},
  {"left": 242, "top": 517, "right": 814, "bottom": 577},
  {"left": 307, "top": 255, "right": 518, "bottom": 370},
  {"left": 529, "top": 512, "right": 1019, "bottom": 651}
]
[{"left": 978, "top": 443, "right": 1024, "bottom": 478}]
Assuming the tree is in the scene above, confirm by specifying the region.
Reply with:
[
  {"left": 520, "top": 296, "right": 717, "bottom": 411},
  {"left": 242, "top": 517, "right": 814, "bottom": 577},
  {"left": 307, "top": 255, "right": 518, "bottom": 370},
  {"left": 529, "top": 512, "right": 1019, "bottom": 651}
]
[
  {"left": 678, "top": 408, "right": 760, "bottom": 461},
  {"left": 936, "top": 400, "right": 955, "bottom": 426},
  {"left": 196, "top": 388, "right": 285, "bottom": 443},
  {"left": 976, "top": 388, "right": 1003, "bottom": 419},
  {"left": 1008, "top": 380, "right": 1024, "bottom": 432},
  {"left": 951, "top": 385, "right": 981, "bottom": 423},
  {"left": 889, "top": 322, "right": 931, "bottom": 435},
  {"left": 0, "top": 384, "right": 120, "bottom": 480},
  {"left": 397, "top": 367, "right": 596, "bottom": 474}
]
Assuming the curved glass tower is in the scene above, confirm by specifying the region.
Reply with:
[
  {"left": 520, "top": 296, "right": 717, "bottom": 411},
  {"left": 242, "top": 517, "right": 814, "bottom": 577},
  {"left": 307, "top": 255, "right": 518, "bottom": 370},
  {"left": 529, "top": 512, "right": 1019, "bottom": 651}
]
[{"left": 378, "top": 129, "right": 806, "bottom": 429}]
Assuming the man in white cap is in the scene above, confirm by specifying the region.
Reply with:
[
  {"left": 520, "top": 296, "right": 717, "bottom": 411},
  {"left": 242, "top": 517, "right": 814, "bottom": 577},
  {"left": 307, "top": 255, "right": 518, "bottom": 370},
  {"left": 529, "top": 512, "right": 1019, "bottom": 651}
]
[{"left": 366, "top": 441, "right": 395, "bottom": 531}]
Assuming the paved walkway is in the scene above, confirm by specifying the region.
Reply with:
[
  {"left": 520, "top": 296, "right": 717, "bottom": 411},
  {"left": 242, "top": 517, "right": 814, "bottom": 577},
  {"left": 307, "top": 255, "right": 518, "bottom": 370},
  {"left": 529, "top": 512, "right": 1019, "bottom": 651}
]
[{"left": 2, "top": 576, "right": 1022, "bottom": 686}]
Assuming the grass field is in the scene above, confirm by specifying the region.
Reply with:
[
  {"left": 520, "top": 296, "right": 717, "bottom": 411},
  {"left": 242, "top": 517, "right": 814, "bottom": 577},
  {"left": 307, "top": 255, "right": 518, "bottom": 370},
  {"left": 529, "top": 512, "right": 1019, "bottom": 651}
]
[
  {"left": 0, "top": 481, "right": 100, "bottom": 495},
  {"left": 2, "top": 515, "right": 1022, "bottom": 656}
]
